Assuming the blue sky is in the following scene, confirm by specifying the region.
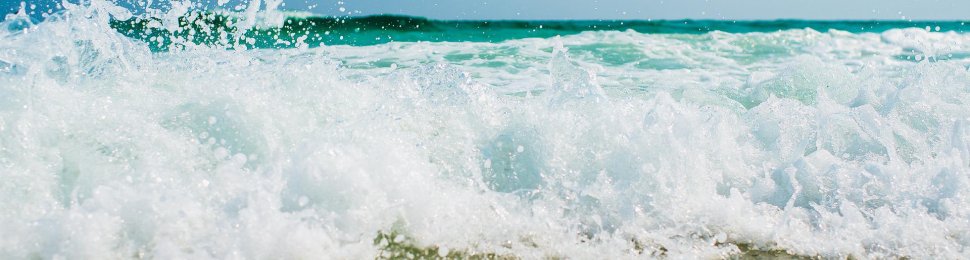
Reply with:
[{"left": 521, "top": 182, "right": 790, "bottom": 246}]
[{"left": 4, "top": 0, "right": 970, "bottom": 20}]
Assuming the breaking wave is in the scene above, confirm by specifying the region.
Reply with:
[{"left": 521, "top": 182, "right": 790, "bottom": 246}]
[{"left": 3, "top": 1, "right": 970, "bottom": 258}]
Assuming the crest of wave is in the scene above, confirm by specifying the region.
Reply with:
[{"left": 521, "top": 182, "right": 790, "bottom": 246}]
[{"left": 3, "top": 1, "right": 970, "bottom": 259}]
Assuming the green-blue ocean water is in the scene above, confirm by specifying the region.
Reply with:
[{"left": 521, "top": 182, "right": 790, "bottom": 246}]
[{"left": 109, "top": 13, "right": 970, "bottom": 50}]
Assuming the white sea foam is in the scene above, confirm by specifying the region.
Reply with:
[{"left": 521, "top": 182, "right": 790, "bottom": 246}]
[{"left": 3, "top": 2, "right": 970, "bottom": 259}]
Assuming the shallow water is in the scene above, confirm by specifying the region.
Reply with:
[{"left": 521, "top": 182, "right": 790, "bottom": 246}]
[{"left": 3, "top": 2, "right": 970, "bottom": 259}]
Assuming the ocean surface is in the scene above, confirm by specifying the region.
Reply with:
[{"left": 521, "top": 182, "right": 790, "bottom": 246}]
[{"left": 3, "top": 2, "right": 970, "bottom": 259}]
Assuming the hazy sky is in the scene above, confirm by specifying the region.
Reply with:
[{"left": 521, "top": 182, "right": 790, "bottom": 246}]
[
  {"left": 4, "top": 0, "right": 970, "bottom": 20},
  {"left": 292, "top": 0, "right": 970, "bottom": 20}
]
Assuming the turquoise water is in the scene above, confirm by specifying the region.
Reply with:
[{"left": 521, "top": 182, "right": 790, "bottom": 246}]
[
  {"left": 110, "top": 13, "right": 970, "bottom": 50},
  {"left": 4, "top": 2, "right": 970, "bottom": 259}
]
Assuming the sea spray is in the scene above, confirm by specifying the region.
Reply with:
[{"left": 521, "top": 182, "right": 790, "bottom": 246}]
[{"left": 3, "top": 1, "right": 970, "bottom": 258}]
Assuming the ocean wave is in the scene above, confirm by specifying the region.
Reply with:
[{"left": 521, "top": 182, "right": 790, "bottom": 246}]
[{"left": 3, "top": 2, "right": 970, "bottom": 259}]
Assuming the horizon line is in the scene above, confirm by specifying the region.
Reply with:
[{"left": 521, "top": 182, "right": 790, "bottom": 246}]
[{"left": 214, "top": 11, "right": 970, "bottom": 23}]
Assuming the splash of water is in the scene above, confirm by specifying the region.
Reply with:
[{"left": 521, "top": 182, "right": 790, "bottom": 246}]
[{"left": 3, "top": 1, "right": 970, "bottom": 258}]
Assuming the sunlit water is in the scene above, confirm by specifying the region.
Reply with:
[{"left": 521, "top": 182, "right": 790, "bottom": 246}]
[{"left": 3, "top": 2, "right": 970, "bottom": 259}]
